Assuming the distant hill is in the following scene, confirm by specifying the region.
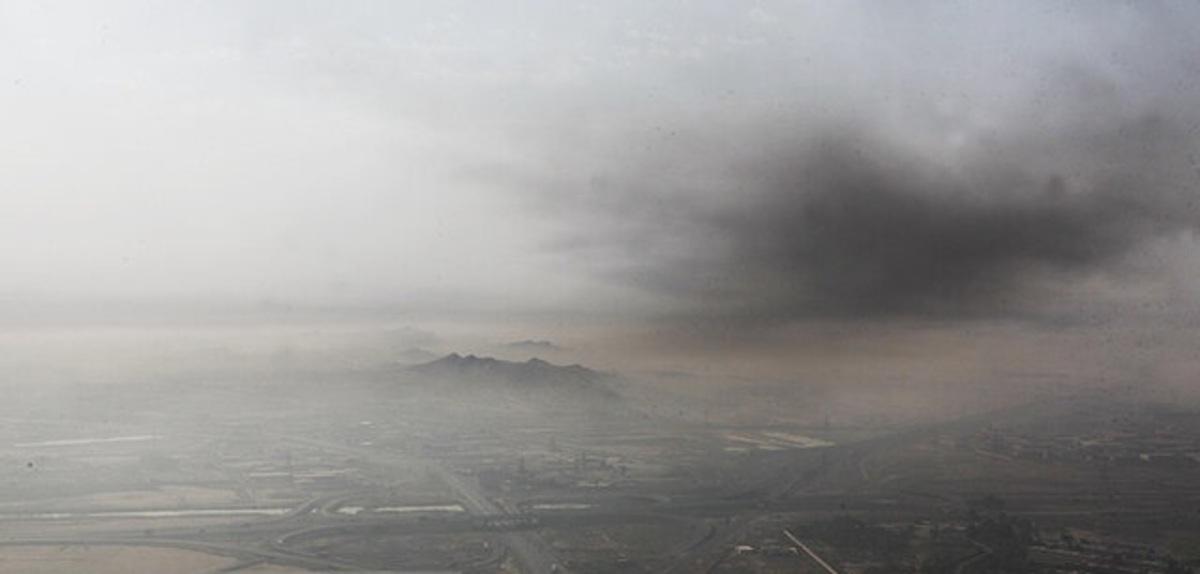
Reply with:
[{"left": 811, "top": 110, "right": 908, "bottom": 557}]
[
  {"left": 409, "top": 353, "right": 618, "bottom": 402},
  {"left": 485, "top": 339, "right": 570, "bottom": 362},
  {"left": 396, "top": 347, "right": 441, "bottom": 364},
  {"left": 500, "top": 340, "right": 565, "bottom": 353}
]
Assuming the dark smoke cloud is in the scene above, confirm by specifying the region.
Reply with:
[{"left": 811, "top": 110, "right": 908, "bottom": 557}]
[{"left": 548, "top": 105, "right": 1200, "bottom": 326}]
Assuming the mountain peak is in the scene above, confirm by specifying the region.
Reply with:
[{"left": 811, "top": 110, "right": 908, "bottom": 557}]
[{"left": 410, "top": 353, "right": 614, "bottom": 397}]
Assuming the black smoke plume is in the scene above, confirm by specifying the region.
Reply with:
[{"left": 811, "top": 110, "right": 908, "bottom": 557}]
[{"left": 552, "top": 110, "right": 1199, "bottom": 325}]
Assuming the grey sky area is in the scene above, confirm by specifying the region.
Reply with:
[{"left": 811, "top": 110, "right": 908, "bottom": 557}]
[{"left": 3, "top": 2, "right": 1199, "bottom": 377}]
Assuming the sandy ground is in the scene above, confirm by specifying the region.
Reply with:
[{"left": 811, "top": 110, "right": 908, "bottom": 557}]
[
  {"left": 0, "top": 545, "right": 237, "bottom": 574},
  {"left": 39, "top": 485, "right": 243, "bottom": 510},
  {"left": 224, "top": 563, "right": 316, "bottom": 572}
]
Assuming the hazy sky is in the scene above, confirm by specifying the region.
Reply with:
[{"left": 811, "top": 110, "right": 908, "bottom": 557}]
[{"left": 3, "top": 2, "right": 1199, "bottom": 365}]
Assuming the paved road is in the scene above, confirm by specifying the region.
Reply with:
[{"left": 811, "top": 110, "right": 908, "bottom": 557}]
[
  {"left": 431, "top": 463, "right": 566, "bottom": 574},
  {"left": 784, "top": 529, "right": 840, "bottom": 574},
  {"left": 273, "top": 432, "right": 567, "bottom": 574},
  {"left": 0, "top": 397, "right": 1076, "bottom": 574}
]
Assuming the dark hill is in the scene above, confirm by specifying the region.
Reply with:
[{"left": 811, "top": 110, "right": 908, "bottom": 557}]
[{"left": 409, "top": 353, "right": 618, "bottom": 401}]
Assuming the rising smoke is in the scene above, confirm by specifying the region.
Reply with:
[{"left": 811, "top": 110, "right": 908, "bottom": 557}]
[{"left": 546, "top": 79, "right": 1200, "bottom": 327}]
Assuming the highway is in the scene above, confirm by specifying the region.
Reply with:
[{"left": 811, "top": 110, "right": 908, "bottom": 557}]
[
  {"left": 0, "top": 396, "right": 1077, "bottom": 573},
  {"left": 785, "top": 529, "right": 841, "bottom": 574},
  {"left": 430, "top": 463, "right": 567, "bottom": 574},
  {"left": 271, "top": 431, "right": 568, "bottom": 574}
]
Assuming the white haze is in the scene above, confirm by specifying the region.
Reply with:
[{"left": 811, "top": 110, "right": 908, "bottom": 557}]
[{"left": 1, "top": 1, "right": 1198, "bottom": 383}]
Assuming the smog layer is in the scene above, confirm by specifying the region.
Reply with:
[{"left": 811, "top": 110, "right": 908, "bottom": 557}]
[{"left": 2, "top": 2, "right": 1200, "bottom": 573}]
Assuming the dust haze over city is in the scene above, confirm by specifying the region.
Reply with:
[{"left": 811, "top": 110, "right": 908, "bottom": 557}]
[{"left": 2, "top": 2, "right": 1200, "bottom": 573}]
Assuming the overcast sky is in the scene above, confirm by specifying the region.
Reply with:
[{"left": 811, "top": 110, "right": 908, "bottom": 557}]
[{"left": 3, "top": 2, "right": 1199, "bottom": 371}]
